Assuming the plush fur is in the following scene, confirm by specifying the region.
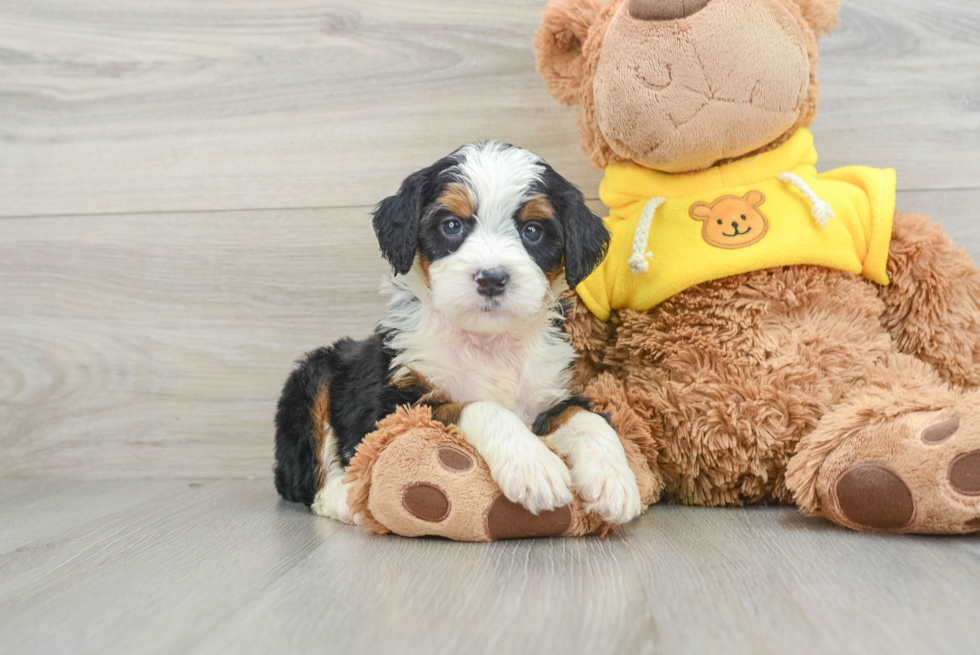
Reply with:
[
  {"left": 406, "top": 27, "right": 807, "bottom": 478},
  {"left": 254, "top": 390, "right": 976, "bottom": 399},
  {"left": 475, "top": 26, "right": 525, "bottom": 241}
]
[{"left": 534, "top": 0, "right": 980, "bottom": 534}]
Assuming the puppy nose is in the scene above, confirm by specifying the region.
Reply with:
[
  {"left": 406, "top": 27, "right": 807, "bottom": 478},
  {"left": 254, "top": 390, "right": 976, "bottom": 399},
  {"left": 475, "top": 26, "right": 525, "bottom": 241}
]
[
  {"left": 628, "top": 0, "right": 711, "bottom": 21},
  {"left": 475, "top": 269, "right": 509, "bottom": 298}
]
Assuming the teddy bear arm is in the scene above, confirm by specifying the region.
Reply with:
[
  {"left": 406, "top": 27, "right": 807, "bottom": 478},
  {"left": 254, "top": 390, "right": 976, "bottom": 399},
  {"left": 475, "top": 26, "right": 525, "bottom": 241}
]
[
  {"left": 563, "top": 292, "right": 617, "bottom": 392},
  {"left": 879, "top": 211, "right": 980, "bottom": 390}
]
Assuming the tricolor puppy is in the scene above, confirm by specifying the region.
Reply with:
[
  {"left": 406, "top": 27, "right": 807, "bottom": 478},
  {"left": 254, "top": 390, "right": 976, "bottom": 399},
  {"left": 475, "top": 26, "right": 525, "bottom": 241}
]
[{"left": 274, "top": 142, "right": 642, "bottom": 525}]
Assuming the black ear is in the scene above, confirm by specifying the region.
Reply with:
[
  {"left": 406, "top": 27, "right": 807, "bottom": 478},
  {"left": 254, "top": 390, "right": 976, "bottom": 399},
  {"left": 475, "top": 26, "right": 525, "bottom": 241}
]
[
  {"left": 545, "top": 168, "right": 609, "bottom": 288},
  {"left": 372, "top": 171, "right": 426, "bottom": 276}
]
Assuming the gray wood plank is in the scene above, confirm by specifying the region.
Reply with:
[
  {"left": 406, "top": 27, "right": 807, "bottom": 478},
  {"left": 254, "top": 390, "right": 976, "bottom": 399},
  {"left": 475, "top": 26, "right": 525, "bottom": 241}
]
[
  {"left": 0, "top": 0, "right": 977, "bottom": 219},
  {"left": 0, "top": 207, "right": 387, "bottom": 478},
  {"left": 0, "top": 479, "right": 193, "bottom": 554},
  {"left": 3, "top": 191, "right": 979, "bottom": 480},
  {"left": 0, "top": 479, "right": 342, "bottom": 655},
  {"left": 812, "top": 0, "right": 980, "bottom": 185},
  {"left": 1, "top": 479, "right": 978, "bottom": 655},
  {"left": 186, "top": 506, "right": 980, "bottom": 655}
]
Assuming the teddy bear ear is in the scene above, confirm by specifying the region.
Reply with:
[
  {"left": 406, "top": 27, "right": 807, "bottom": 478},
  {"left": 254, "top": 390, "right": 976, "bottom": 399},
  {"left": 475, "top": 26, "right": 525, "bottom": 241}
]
[
  {"left": 745, "top": 191, "right": 766, "bottom": 206},
  {"left": 794, "top": 0, "right": 841, "bottom": 38},
  {"left": 534, "top": 0, "right": 603, "bottom": 106},
  {"left": 689, "top": 203, "right": 712, "bottom": 221}
]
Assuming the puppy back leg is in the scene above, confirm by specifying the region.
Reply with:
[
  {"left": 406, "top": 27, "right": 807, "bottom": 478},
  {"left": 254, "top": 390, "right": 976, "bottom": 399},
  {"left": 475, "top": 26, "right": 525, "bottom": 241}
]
[
  {"left": 274, "top": 348, "right": 351, "bottom": 522},
  {"left": 310, "top": 426, "right": 355, "bottom": 523}
]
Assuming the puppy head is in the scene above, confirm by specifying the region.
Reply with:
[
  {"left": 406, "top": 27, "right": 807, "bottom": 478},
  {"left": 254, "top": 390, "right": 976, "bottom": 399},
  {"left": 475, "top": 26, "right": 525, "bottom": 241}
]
[{"left": 373, "top": 142, "right": 608, "bottom": 333}]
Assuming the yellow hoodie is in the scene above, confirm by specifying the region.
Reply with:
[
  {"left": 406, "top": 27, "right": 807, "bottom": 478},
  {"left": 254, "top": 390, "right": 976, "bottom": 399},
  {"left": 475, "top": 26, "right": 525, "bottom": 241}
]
[{"left": 576, "top": 129, "right": 897, "bottom": 321}]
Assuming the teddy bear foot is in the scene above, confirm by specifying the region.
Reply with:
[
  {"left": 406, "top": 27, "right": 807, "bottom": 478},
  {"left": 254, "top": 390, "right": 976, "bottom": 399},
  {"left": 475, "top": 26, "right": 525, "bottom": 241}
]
[
  {"left": 342, "top": 406, "right": 611, "bottom": 541},
  {"left": 790, "top": 397, "right": 980, "bottom": 534}
]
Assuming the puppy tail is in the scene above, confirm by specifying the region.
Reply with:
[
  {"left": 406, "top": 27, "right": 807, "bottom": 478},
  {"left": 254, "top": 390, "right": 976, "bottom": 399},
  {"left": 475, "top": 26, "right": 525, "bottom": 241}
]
[{"left": 274, "top": 348, "right": 335, "bottom": 507}]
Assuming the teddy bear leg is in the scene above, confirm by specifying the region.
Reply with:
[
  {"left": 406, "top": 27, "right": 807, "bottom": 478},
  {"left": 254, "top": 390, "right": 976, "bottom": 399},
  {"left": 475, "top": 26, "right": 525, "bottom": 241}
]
[
  {"left": 880, "top": 211, "right": 980, "bottom": 390},
  {"left": 343, "top": 406, "right": 609, "bottom": 541},
  {"left": 786, "top": 352, "right": 980, "bottom": 534}
]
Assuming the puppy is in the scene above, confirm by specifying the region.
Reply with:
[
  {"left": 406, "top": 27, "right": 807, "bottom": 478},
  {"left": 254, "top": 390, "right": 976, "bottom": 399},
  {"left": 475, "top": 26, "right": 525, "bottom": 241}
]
[{"left": 274, "top": 142, "right": 642, "bottom": 525}]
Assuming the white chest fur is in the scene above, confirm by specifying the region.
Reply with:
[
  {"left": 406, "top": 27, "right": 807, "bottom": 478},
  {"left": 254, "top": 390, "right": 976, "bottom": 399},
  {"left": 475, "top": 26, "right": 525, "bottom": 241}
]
[{"left": 380, "top": 277, "right": 575, "bottom": 424}]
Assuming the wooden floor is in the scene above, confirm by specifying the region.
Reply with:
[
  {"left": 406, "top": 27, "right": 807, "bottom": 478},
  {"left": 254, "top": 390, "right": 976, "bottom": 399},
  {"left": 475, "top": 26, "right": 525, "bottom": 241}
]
[
  {"left": 3, "top": 479, "right": 980, "bottom": 655},
  {"left": 2, "top": 0, "right": 980, "bottom": 652}
]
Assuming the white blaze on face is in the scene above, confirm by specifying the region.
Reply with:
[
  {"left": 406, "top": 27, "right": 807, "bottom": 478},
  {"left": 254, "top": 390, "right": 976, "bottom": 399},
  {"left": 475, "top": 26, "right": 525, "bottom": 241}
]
[{"left": 428, "top": 143, "right": 553, "bottom": 333}]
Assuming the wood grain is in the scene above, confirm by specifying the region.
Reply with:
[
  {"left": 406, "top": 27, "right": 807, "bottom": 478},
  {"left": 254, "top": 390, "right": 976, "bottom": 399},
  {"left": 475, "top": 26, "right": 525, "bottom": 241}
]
[
  {"left": 3, "top": 190, "right": 979, "bottom": 480},
  {"left": 0, "top": 207, "right": 387, "bottom": 478},
  {"left": 0, "top": 0, "right": 978, "bottom": 219},
  {"left": 2, "top": 480, "right": 979, "bottom": 655},
  {"left": 0, "top": 479, "right": 343, "bottom": 654}
]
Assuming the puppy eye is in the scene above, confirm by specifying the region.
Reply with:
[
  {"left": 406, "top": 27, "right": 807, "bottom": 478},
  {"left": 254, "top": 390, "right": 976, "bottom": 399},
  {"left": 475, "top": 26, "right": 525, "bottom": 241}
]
[
  {"left": 442, "top": 218, "right": 464, "bottom": 237},
  {"left": 521, "top": 222, "right": 543, "bottom": 244}
]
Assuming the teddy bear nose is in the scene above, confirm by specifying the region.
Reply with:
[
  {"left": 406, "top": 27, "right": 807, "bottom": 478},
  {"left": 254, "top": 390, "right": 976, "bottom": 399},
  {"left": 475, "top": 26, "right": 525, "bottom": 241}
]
[{"left": 629, "top": 0, "right": 712, "bottom": 21}]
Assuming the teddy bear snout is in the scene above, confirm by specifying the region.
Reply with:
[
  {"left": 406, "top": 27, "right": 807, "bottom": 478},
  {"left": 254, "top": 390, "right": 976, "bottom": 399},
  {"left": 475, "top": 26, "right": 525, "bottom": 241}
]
[{"left": 629, "top": 0, "right": 712, "bottom": 21}]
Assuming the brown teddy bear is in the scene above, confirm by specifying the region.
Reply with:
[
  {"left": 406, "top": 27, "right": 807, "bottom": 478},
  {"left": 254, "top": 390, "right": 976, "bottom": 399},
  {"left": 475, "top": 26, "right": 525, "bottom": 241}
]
[{"left": 341, "top": 0, "right": 980, "bottom": 538}]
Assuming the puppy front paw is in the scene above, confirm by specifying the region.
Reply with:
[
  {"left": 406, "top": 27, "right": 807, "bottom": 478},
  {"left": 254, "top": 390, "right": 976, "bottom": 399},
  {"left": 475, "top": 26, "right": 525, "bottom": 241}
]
[
  {"left": 492, "top": 439, "right": 573, "bottom": 515},
  {"left": 572, "top": 452, "right": 642, "bottom": 525}
]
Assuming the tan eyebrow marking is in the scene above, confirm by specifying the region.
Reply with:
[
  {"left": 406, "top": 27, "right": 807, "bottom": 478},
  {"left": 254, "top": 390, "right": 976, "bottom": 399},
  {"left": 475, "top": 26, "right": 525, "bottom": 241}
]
[
  {"left": 437, "top": 184, "right": 474, "bottom": 219},
  {"left": 519, "top": 194, "right": 554, "bottom": 222}
]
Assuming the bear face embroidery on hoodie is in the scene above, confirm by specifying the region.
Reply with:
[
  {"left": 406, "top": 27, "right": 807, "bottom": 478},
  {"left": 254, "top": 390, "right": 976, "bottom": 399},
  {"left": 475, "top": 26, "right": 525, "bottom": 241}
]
[{"left": 689, "top": 192, "right": 769, "bottom": 250}]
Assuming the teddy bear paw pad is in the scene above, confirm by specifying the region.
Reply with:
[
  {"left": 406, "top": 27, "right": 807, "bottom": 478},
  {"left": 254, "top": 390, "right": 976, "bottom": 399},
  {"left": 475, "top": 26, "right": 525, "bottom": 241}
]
[
  {"left": 834, "top": 464, "right": 915, "bottom": 531},
  {"left": 402, "top": 483, "right": 451, "bottom": 523},
  {"left": 817, "top": 409, "right": 980, "bottom": 533},
  {"left": 948, "top": 451, "right": 980, "bottom": 496},
  {"left": 484, "top": 494, "right": 571, "bottom": 540},
  {"left": 922, "top": 419, "right": 960, "bottom": 444},
  {"left": 438, "top": 447, "right": 474, "bottom": 472}
]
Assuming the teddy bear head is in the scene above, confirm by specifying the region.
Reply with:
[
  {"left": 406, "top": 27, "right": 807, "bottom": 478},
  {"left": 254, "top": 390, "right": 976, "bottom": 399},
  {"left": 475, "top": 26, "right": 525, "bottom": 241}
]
[{"left": 535, "top": 0, "right": 840, "bottom": 173}]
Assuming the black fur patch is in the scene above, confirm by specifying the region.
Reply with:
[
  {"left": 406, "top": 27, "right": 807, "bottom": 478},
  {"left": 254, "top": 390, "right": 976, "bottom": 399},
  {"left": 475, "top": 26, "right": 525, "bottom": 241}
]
[
  {"left": 372, "top": 155, "right": 460, "bottom": 275},
  {"left": 418, "top": 206, "right": 475, "bottom": 262},
  {"left": 531, "top": 396, "right": 594, "bottom": 436},
  {"left": 514, "top": 212, "right": 565, "bottom": 275},
  {"left": 535, "top": 164, "right": 609, "bottom": 288},
  {"left": 274, "top": 330, "right": 429, "bottom": 507},
  {"left": 274, "top": 348, "right": 334, "bottom": 506}
]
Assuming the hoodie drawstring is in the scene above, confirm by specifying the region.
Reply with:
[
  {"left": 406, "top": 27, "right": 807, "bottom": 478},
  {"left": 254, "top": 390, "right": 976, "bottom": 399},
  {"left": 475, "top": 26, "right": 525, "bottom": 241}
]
[
  {"left": 628, "top": 196, "right": 666, "bottom": 275},
  {"left": 777, "top": 172, "right": 835, "bottom": 228}
]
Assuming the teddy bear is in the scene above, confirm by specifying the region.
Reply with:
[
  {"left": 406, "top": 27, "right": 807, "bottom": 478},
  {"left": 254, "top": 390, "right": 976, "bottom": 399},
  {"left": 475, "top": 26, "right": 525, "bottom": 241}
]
[{"left": 334, "top": 0, "right": 980, "bottom": 539}]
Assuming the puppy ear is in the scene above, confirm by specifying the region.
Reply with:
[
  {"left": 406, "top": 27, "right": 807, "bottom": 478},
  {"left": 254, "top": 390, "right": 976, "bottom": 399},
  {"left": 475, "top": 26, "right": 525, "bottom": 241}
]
[
  {"left": 534, "top": 0, "right": 603, "bottom": 106},
  {"left": 794, "top": 0, "right": 840, "bottom": 38},
  {"left": 690, "top": 203, "right": 712, "bottom": 221},
  {"left": 544, "top": 167, "right": 609, "bottom": 288},
  {"left": 372, "top": 172, "right": 425, "bottom": 276}
]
